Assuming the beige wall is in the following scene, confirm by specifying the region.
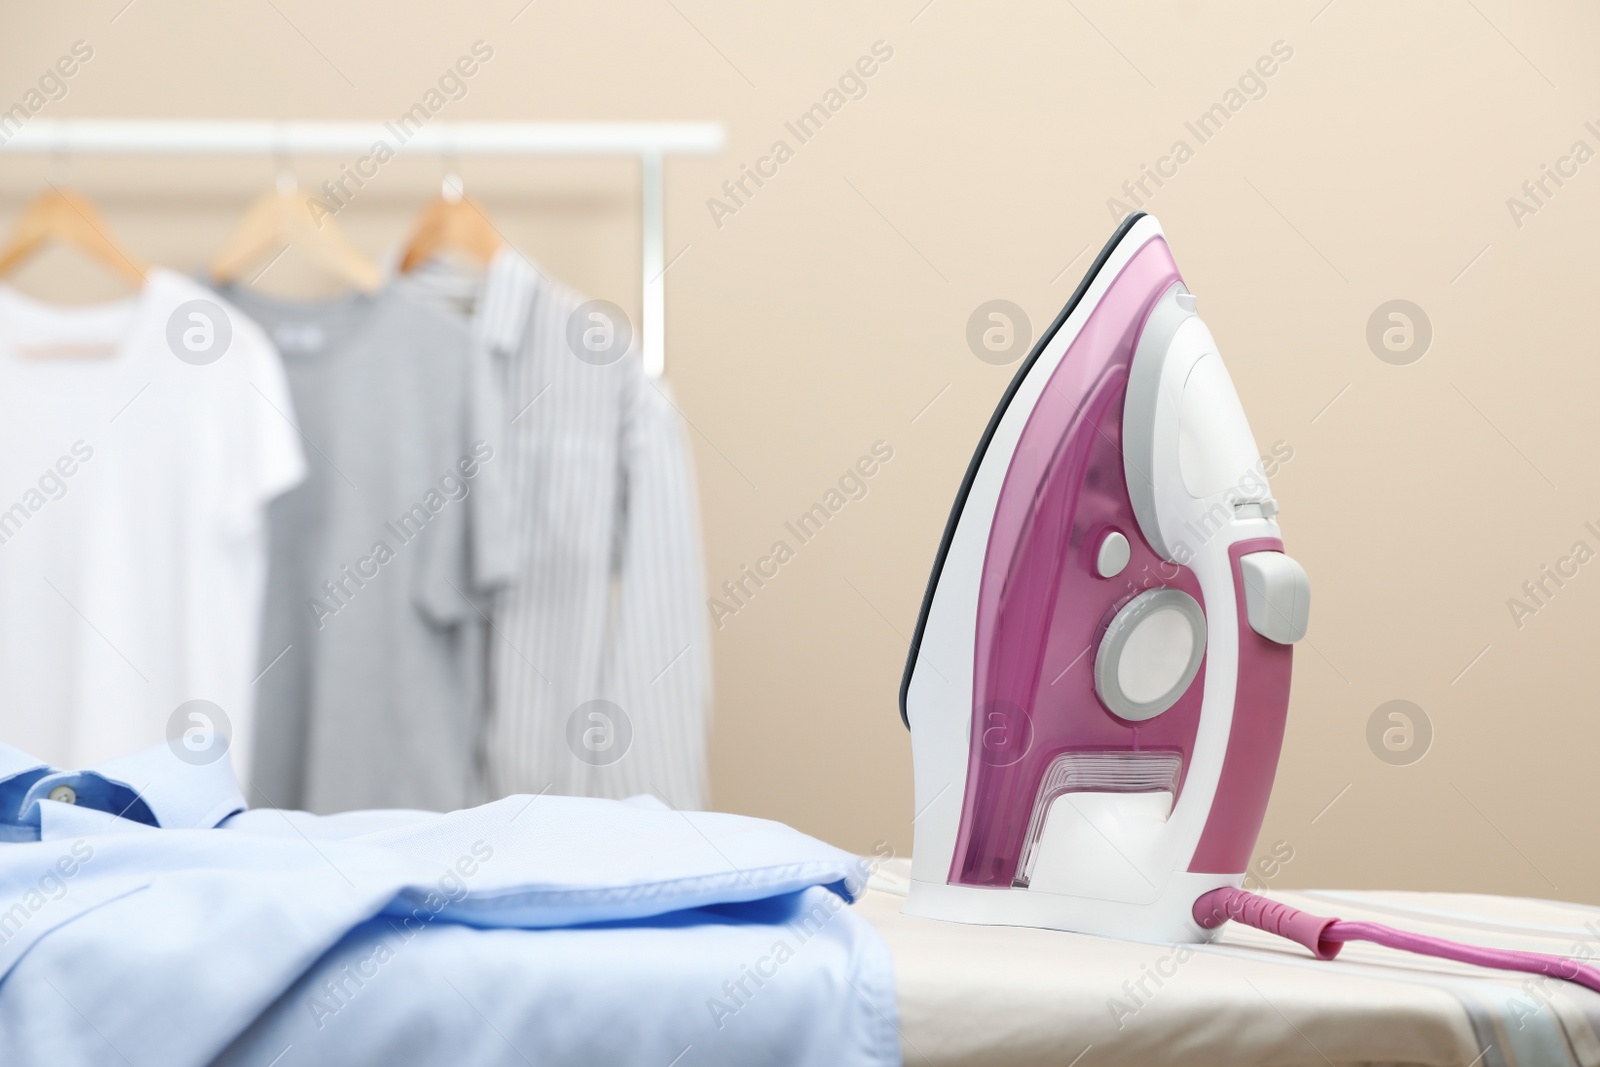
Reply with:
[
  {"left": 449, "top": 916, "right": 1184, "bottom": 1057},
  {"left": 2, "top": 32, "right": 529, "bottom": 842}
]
[{"left": 5, "top": 1, "right": 1599, "bottom": 903}]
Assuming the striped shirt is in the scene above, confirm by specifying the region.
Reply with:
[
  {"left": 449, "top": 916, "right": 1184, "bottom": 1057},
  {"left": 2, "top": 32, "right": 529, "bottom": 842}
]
[{"left": 403, "top": 250, "right": 711, "bottom": 809}]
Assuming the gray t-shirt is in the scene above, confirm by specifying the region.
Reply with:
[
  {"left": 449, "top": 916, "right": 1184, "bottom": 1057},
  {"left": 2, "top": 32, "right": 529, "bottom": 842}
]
[{"left": 221, "top": 284, "right": 511, "bottom": 814}]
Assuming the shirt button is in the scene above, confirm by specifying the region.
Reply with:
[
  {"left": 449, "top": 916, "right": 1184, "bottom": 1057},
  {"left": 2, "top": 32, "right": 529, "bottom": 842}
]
[{"left": 48, "top": 785, "right": 77, "bottom": 805}]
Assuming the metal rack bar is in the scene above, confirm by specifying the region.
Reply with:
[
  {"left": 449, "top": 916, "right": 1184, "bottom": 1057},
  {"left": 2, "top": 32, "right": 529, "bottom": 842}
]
[{"left": 0, "top": 119, "right": 725, "bottom": 376}]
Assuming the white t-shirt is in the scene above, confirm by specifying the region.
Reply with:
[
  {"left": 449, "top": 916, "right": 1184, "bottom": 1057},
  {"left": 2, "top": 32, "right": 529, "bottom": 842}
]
[{"left": 0, "top": 270, "right": 304, "bottom": 783}]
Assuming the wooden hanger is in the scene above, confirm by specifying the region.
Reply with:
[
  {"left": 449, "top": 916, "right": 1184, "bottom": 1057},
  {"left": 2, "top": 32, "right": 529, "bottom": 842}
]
[
  {"left": 210, "top": 173, "right": 381, "bottom": 292},
  {"left": 0, "top": 186, "right": 148, "bottom": 286},
  {"left": 398, "top": 173, "right": 502, "bottom": 273}
]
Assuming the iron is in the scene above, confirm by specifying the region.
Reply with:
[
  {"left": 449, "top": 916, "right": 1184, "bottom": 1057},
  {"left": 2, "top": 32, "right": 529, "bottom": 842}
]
[{"left": 900, "top": 213, "right": 1310, "bottom": 943}]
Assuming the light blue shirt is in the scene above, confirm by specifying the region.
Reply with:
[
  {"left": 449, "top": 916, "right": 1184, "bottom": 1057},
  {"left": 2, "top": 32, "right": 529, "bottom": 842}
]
[{"left": 0, "top": 743, "right": 901, "bottom": 1066}]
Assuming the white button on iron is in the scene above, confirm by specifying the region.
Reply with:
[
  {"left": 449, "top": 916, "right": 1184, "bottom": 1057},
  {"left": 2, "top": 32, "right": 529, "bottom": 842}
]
[
  {"left": 1239, "top": 551, "right": 1311, "bottom": 644},
  {"left": 48, "top": 785, "right": 77, "bottom": 805},
  {"left": 1095, "top": 530, "right": 1130, "bottom": 578}
]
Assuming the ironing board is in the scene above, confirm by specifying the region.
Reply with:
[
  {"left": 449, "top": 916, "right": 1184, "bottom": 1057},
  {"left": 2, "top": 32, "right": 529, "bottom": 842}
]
[{"left": 862, "top": 859, "right": 1600, "bottom": 1067}]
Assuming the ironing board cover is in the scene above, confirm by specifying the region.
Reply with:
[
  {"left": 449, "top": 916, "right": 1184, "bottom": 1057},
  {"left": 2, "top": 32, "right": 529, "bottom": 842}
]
[{"left": 864, "top": 858, "right": 1600, "bottom": 1067}]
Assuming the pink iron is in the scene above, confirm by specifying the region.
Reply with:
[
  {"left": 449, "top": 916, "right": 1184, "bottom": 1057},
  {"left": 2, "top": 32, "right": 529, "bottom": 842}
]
[
  {"left": 900, "top": 213, "right": 1600, "bottom": 1000},
  {"left": 901, "top": 213, "right": 1309, "bottom": 943}
]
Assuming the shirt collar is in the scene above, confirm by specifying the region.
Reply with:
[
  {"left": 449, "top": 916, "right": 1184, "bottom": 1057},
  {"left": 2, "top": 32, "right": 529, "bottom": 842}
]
[
  {"left": 0, "top": 743, "right": 49, "bottom": 790},
  {"left": 5, "top": 742, "right": 246, "bottom": 840},
  {"left": 0, "top": 744, "right": 52, "bottom": 843},
  {"left": 474, "top": 247, "right": 542, "bottom": 358}
]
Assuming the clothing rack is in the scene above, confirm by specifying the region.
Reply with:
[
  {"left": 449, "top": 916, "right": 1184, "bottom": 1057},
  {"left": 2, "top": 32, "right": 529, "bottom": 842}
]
[{"left": 0, "top": 119, "right": 727, "bottom": 377}]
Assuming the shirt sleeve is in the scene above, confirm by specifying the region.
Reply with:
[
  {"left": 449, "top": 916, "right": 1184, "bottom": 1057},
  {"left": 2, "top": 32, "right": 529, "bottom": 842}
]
[
  {"left": 595, "top": 367, "right": 711, "bottom": 809},
  {"left": 465, "top": 332, "right": 516, "bottom": 592},
  {"left": 413, "top": 322, "right": 514, "bottom": 627}
]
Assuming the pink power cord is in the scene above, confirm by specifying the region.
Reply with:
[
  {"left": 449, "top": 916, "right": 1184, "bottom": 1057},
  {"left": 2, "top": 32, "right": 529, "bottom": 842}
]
[{"left": 1193, "top": 887, "right": 1600, "bottom": 995}]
